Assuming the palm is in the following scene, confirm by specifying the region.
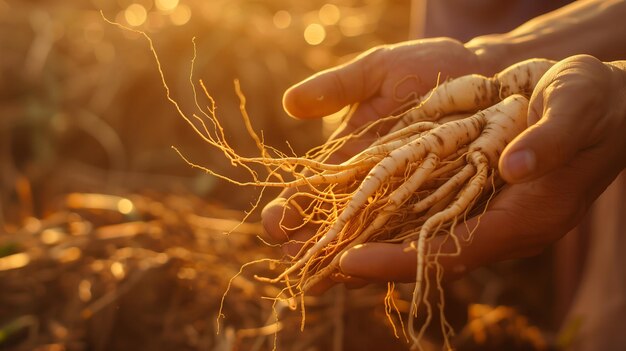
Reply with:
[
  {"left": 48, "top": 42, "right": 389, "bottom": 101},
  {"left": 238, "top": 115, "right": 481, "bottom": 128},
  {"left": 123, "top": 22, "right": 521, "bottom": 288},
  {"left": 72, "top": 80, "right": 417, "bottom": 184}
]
[
  {"left": 264, "top": 38, "right": 485, "bottom": 235},
  {"left": 261, "top": 38, "right": 488, "bottom": 291},
  {"left": 334, "top": 149, "right": 610, "bottom": 284},
  {"left": 337, "top": 56, "right": 626, "bottom": 283}
]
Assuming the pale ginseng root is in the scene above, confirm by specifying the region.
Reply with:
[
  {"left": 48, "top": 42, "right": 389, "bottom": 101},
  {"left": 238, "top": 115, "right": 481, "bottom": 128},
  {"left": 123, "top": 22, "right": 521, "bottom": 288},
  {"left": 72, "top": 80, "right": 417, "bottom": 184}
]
[
  {"left": 106, "top": 18, "right": 539, "bottom": 348},
  {"left": 176, "top": 92, "right": 444, "bottom": 192},
  {"left": 260, "top": 107, "right": 491, "bottom": 287},
  {"left": 265, "top": 95, "right": 528, "bottom": 301},
  {"left": 405, "top": 94, "right": 529, "bottom": 347},
  {"left": 171, "top": 41, "right": 534, "bottom": 348},
  {"left": 390, "top": 58, "right": 555, "bottom": 132},
  {"left": 273, "top": 95, "right": 528, "bottom": 351}
]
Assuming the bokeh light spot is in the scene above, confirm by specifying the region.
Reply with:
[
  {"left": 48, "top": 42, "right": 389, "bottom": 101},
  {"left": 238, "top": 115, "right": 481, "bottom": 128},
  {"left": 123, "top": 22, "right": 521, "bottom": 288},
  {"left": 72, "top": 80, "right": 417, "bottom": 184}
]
[
  {"left": 124, "top": 4, "right": 147, "bottom": 27},
  {"left": 117, "top": 199, "right": 134, "bottom": 215},
  {"left": 339, "top": 15, "right": 366, "bottom": 37},
  {"left": 155, "top": 0, "right": 179, "bottom": 12},
  {"left": 170, "top": 4, "right": 191, "bottom": 26},
  {"left": 78, "top": 280, "right": 92, "bottom": 302},
  {"left": 111, "top": 261, "right": 126, "bottom": 280},
  {"left": 319, "top": 4, "right": 340, "bottom": 25},
  {"left": 304, "top": 23, "right": 326, "bottom": 45},
  {"left": 0, "top": 253, "right": 30, "bottom": 271},
  {"left": 273, "top": 10, "right": 292, "bottom": 29}
]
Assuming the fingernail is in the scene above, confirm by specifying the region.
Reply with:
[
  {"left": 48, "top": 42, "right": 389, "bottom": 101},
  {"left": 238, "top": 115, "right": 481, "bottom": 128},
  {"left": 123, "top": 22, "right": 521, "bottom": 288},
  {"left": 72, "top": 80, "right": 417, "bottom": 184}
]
[
  {"left": 338, "top": 245, "right": 366, "bottom": 277},
  {"left": 260, "top": 197, "right": 289, "bottom": 242},
  {"left": 504, "top": 149, "right": 535, "bottom": 181}
]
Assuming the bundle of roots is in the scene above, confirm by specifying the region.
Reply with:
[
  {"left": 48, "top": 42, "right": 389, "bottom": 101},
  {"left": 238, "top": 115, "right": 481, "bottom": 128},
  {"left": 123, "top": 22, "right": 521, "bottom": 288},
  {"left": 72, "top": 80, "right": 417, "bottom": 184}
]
[
  {"left": 166, "top": 57, "right": 554, "bottom": 349},
  {"left": 128, "top": 26, "right": 553, "bottom": 348}
]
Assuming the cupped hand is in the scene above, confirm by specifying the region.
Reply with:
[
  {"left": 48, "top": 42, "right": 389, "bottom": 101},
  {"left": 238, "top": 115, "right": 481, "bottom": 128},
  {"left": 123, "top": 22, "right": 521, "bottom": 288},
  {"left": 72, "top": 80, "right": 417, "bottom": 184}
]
[
  {"left": 260, "top": 38, "right": 494, "bottom": 291},
  {"left": 338, "top": 54, "right": 626, "bottom": 283},
  {"left": 282, "top": 38, "right": 489, "bottom": 122}
]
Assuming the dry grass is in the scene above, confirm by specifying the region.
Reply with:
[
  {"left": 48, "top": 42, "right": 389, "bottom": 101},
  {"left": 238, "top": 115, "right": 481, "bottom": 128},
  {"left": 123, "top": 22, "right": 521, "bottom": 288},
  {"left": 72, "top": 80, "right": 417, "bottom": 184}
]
[{"left": 0, "top": 191, "right": 410, "bottom": 351}]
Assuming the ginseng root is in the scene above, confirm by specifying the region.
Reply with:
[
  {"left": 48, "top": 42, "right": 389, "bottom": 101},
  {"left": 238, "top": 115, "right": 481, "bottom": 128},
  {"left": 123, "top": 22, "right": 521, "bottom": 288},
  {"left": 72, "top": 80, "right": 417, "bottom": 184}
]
[
  {"left": 106, "top": 17, "right": 558, "bottom": 350},
  {"left": 129, "top": 35, "right": 551, "bottom": 348},
  {"left": 390, "top": 58, "right": 554, "bottom": 131}
]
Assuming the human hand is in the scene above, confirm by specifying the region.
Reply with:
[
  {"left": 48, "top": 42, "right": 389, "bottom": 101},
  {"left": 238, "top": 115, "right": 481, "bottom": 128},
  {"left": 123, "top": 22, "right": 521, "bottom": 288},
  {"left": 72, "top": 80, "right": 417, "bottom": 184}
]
[
  {"left": 261, "top": 38, "right": 498, "bottom": 291},
  {"left": 338, "top": 54, "right": 626, "bottom": 283}
]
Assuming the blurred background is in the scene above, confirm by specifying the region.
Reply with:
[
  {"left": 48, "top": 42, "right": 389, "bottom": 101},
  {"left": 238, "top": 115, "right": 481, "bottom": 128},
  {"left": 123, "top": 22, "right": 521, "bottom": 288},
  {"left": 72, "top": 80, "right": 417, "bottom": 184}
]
[
  {"left": 0, "top": 0, "right": 410, "bottom": 211},
  {"left": 0, "top": 1, "right": 556, "bottom": 350}
]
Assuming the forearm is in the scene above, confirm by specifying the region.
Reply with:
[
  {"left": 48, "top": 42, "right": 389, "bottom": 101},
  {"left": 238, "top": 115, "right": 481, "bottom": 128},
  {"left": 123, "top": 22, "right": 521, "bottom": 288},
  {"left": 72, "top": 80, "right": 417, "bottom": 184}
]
[{"left": 466, "top": 0, "right": 626, "bottom": 73}]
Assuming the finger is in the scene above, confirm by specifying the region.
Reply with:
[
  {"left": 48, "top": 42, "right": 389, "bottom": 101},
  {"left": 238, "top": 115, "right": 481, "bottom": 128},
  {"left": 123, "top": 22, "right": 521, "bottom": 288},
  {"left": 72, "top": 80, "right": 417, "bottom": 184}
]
[
  {"left": 262, "top": 107, "right": 395, "bottom": 243},
  {"left": 338, "top": 241, "right": 478, "bottom": 283},
  {"left": 499, "top": 55, "right": 612, "bottom": 184},
  {"left": 261, "top": 190, "right": 297, "bottom": 242},
  {"left": 261, "top": 189, "right": 318, "bottom": 243},
  {"left": 330, "top": 272, "right": 369, "bottom": 288},
  {"left": 282, "top": 226, "right": 319, "bottom": 258},
  {"left": 305, "top": 276, "right": 337, "bottom": 295},
  {"left": 338, "top": 209, "right": 532, "bottom": 283},
  {"left": 338, "top": 242, "right": 419, "bottom": 283},
  {"left": 499, "top": 84, "right": 591, "bottom": 184},
  {"left": 283, "top": 48, "right": 387, "bottom": 119}
]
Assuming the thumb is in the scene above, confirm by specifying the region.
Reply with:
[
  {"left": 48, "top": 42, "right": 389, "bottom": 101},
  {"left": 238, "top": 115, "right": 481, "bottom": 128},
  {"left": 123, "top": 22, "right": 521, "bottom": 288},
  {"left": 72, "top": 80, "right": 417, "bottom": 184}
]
[
  {"left": 283, "top": 48, "right": 386, "bottom": 119},
  {"left": 499, "top": 84, "right": 585, "bottom": 183}
]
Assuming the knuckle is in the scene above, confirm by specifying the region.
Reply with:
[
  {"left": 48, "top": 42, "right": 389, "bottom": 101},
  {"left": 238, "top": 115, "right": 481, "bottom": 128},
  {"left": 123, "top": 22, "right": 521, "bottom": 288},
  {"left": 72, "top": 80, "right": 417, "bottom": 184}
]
[
  {"left": 563, "top": 54, "right": 602, "bottom": 67},
  {"left": 329, "top": 70, "right": 349, "bottom": 106},
  {"left": 546, "top": 136, "right": 576, "bottom": 168},
  {"left": 260, "top": 201, "right": 290, "bottom": 242}
]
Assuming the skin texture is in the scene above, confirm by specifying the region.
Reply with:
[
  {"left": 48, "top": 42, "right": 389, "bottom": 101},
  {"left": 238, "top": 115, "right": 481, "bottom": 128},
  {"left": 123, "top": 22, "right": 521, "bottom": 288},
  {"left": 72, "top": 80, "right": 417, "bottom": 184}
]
[
  {"left": 263, "top": 0, "right": 626, "bottom": 290},
  {"left": 262, "top": 52, "right": 626, "bottom": 290},
  {"left": 281, "top": 38, "right": 488, "bottom": 122},
  {"left": 263, "top": 0, "right": 626, "bottom": 291},
  {"left": 257, "top": 3, "right": 626, "bottom": 349},
  {"left": 337, "top": 55, "right": 626, "bottom": 283},
  {"left": 261, "top": 38, "right": 491, "bottom": 292}
]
